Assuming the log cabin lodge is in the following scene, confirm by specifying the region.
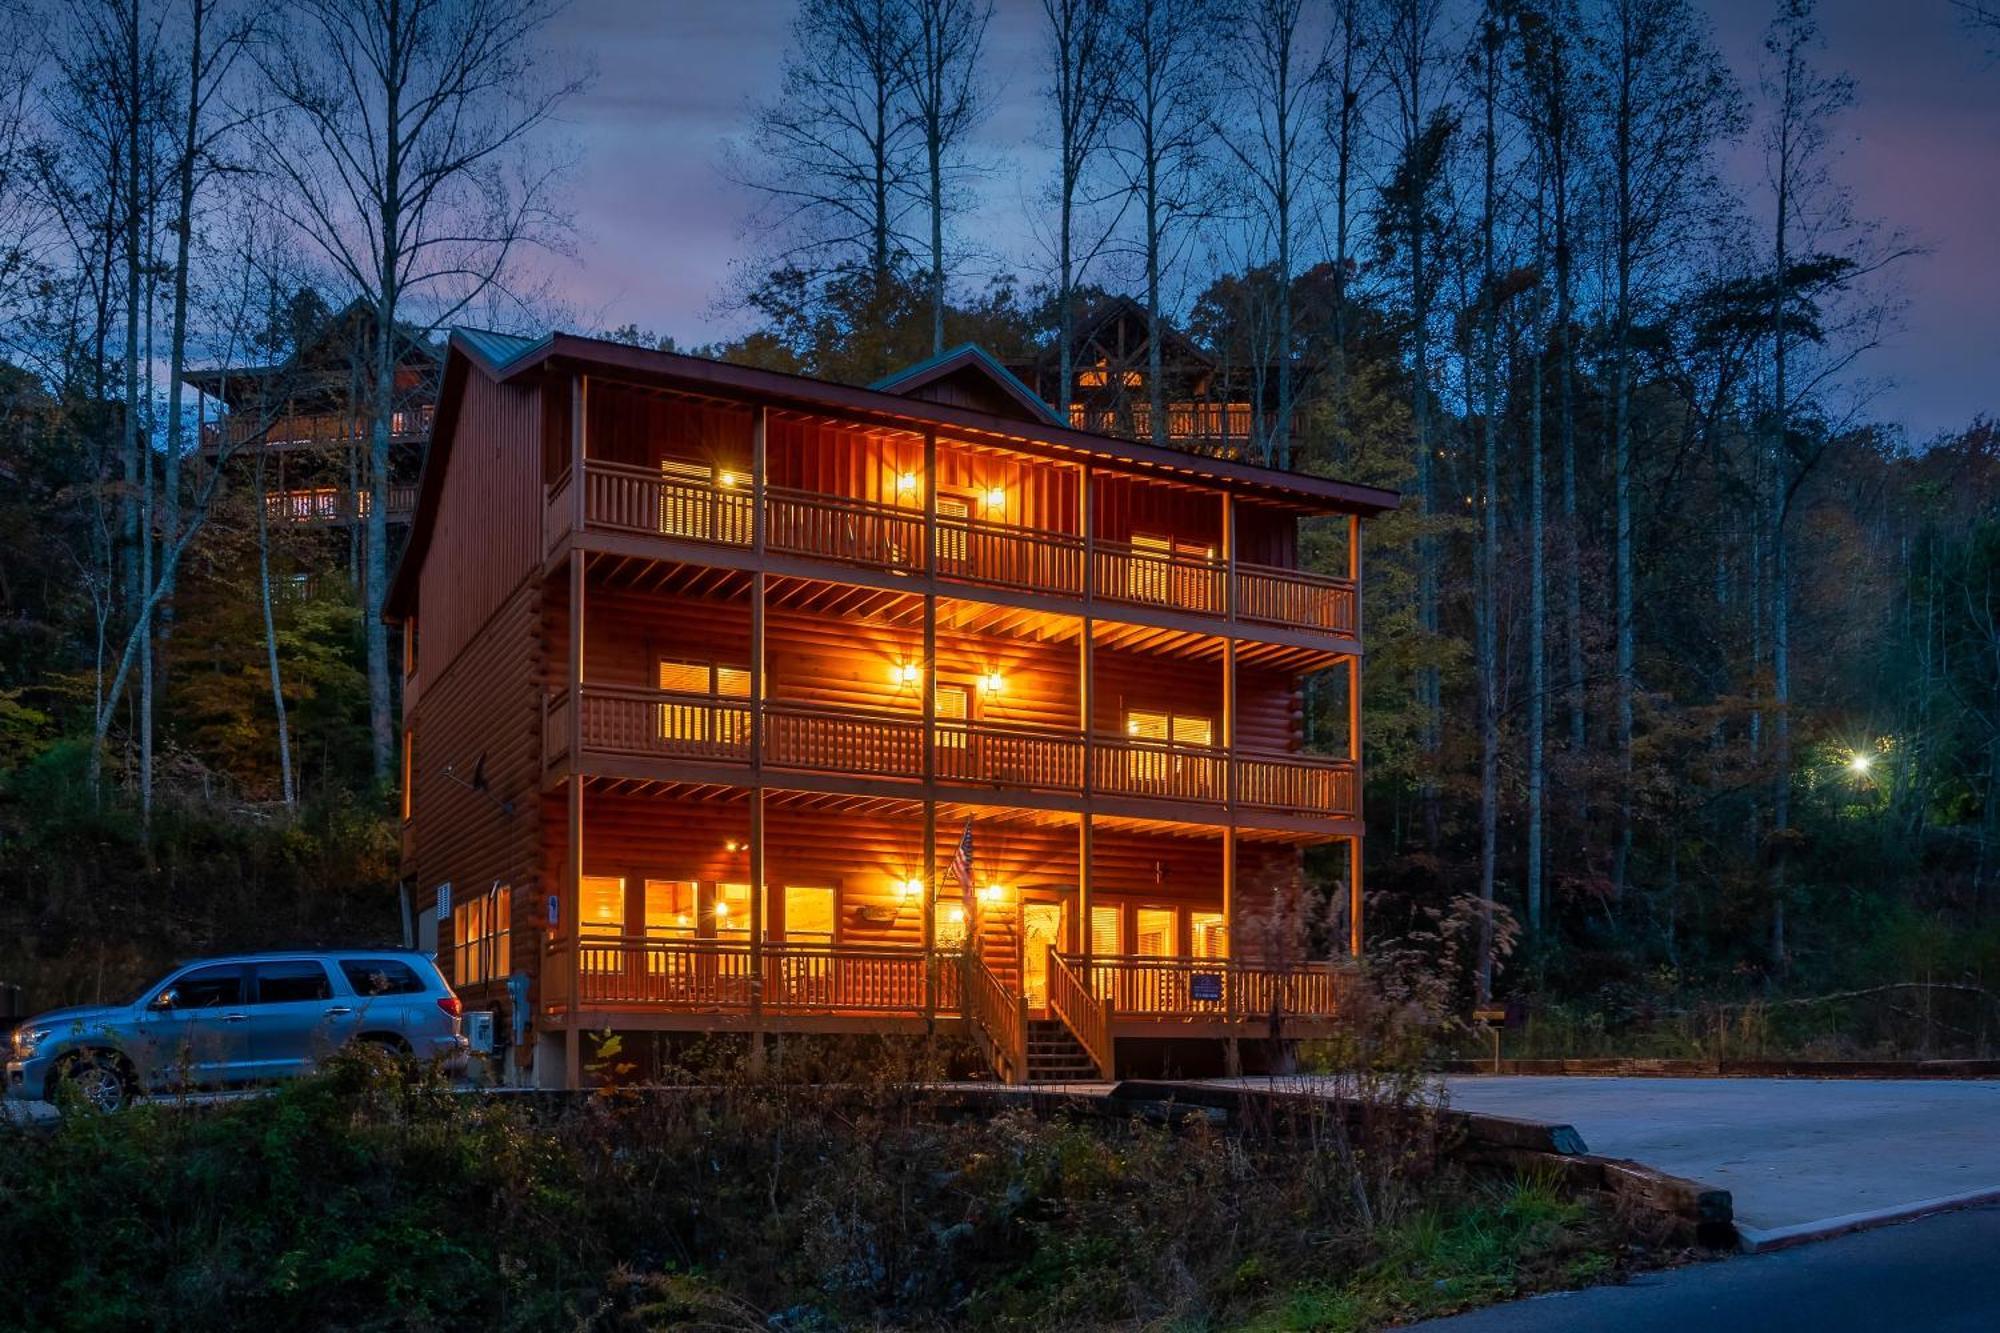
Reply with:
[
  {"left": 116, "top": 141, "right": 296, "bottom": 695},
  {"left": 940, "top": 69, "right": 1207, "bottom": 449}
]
[{"left": 385, "top": 331, "right": 1396, "bottom": 1087}]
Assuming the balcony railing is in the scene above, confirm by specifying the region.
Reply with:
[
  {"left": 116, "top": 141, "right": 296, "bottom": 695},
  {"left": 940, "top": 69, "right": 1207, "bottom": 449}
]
[
  {"left": 201, "top": 405, "right": 434, "bottom": 452},
  {"left": 1092, "top": 735, "right": 1228, "bottom": 804},
  {"left": 767, "top": 485, "right": 924, "bottom": 572},
  {"left": 935, "top": 721, "right": 1085, "bottom": 790},
  {"left": 765, "top": 703, "right": 925, "bottom": 778},
  {"left": 936, "top": 513, "right": 1087, "bottom": 596},
  {"left": 546, "top": 461, "right": 1356, "bottom": 640},
  {"left": 1064, "top": 953, "right": 1353, "bottom": 1023},
  {"left": 544, "top": 936, "right": 948, "bottom": 1017},
  {"left": 1236, "top": 752, "right": 1358, "bottom": 819},
  {"left": 549, "top": 686, "right": 1356, "bottom": 819},
  {"left": 536, "top": 936, "right": 1348, "bottom": 1033},
  {"left": 1067, "top": 402, "right": 1268, "bottom": 448},
  {"left": 263, "top": 483, "right": 418, "bottom": 526},
  {"left": 1091, "top": 538, "right": 1228, "bottom": 617}
]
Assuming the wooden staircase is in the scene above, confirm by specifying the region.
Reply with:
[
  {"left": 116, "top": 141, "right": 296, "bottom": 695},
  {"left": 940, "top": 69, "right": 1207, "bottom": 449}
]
[{"left": 1024, "top": 1019, "right": 1101, "bottom": 1083}]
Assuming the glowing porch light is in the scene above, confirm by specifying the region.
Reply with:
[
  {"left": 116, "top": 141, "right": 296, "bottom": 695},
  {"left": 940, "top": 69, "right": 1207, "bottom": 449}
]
[
  {"left": 944, "top": 904, "right": 966, "bottom": 924},
  {"left": 981, "top": 671, "right": 1004, "bottom": 694},
  {"left": 676, "top": 913, "right": 691, "bottom": 927},
  {"left": 979, "top": 884, "right": 1006, "bottom": 903},
  {"left": 897, "top": 471, "right": 918, "bottom": 493},
  {"left": 983, "top": 486, "right": 1007, "bottom": 510},
  {"left": 713, "top": 900, "right": 730, "bottom": 920},
  {"left": 893, "top": 662, "right": 921, "bottom": 686},
  {"left": 718, "top": 472, "right": 740, "bottom": 488},
  {"left": 898, "top": 879, "right": 923, "bottom": 899}
]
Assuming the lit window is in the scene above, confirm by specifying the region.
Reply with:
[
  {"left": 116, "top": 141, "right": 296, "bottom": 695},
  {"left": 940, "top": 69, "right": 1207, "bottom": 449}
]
[
  {"left": 1091, "top": 905, "right": 1122, "bottom": 957},
  {"left": 1192, "top": 912, "right": 1227, "bottom": 960},
  {"left": 454, "top": 884, "right": 513, "bottom": 987},
  {"left": 715, "top": 883, "right": 752, "bottom": 939},
  {"left": 658, "top": 659, "right": 751, "bottom": 748},
  {"left": 645, "top": 879, "right": 698, "bottom": 941},
  {"left": 1136, "top": 908, "right": 1175, "bottom": 958},
  {"left": 937, "top": 901, "right": 969, "bottom": 950},
  {"left": 936, "top": 684, "right": 968, "bottom": 751},
  {"left": 783, "top": 885, "right": 836, "bottom": 944},
  {"left": 936, "top": 494, "right": 970, "bottom": 570},
  {"left": 658, "top": 457, "right": 750, "bottom": 543},
  {"left": 580, "top": 876, "right": 625, "bottom": 937}
]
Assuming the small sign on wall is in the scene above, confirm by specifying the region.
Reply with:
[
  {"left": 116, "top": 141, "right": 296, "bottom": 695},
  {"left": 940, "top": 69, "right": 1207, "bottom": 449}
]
[
  {"left": 1190, "top": 973, "right": 1223, "bottom": 1003},
  {"left": 435, "top": 882, "right": 452, "bottom": 918},
  {"left": 546, "top": 894, "right": 560, "bottom": 928}
]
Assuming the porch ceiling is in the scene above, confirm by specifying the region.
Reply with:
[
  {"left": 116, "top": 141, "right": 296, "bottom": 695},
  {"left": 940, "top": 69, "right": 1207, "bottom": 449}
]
[{"left": 571, "top": 777, "right": 1324, "bottom": 843}]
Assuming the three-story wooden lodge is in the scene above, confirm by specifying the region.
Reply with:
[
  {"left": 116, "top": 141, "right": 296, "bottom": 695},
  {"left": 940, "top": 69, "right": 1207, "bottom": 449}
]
[{"left": 387, "top": 331, "right": 1395, "bottom": 1087}]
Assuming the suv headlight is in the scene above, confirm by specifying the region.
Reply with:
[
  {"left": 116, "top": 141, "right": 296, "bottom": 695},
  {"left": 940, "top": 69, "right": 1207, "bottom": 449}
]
[{"left": 12, "top": 1027, "right": 52, "bottom": 1059}]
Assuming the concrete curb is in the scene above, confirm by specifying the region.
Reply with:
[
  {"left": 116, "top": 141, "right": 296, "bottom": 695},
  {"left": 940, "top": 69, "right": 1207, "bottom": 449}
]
[{"left": 1734, "top": 1185, "right": 2000, "bottom": 1253}]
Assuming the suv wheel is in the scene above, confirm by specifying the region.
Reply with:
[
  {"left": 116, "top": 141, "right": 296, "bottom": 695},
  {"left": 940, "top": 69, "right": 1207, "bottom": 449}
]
[{"left": 62, "top": 1052, "right": 132, "bottom": 1113}]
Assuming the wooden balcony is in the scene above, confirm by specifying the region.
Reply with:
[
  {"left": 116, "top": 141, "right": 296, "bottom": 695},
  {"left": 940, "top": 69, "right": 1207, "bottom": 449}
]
[
  {"left": 265, "top": 483, "right": 418, "bottom": 526},
  {"left": 548, "top": 686, "right": 1358, "bottom": 821},
  {"left": 200, "top": 404, "right": 434, "bottom": 453},
  {"left": 541, "top": 937, "right": 960, "bottom": 1021},
  {"left": 537, "top": 937, "right": 1351, "bottom": 1043},
  {"left": 546, "top": 460, "right": 1357, "bottom": 642},
  {"left": 1066, "top": 953, "right": 1354, "bottom": 1029}
]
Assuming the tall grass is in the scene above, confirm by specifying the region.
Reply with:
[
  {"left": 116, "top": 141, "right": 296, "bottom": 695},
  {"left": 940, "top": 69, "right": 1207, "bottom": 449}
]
[{"left": 0, "top": 1033, "right": 1633, "bottom": 1332}]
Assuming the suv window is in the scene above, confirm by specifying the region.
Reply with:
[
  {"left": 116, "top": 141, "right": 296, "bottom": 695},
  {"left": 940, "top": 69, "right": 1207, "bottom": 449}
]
[
  {"left": 253, "top": 960, "right": 332, "bottom": 1004},
  {"left": 340, "top": 959, "right": 427, "bottom": 996},
  {"left": 172, "top": 965, "right": 243, "bottom": 1009}
]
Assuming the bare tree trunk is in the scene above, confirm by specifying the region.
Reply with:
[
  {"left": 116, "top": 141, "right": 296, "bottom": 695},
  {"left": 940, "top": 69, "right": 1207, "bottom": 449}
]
[
  {"left": 254, "top": 453, "right": 297, "bottom": 807},
  {"left": 1474, "top": 6, "right": 1502, "bottom": 1003},
  {"left": 1528, "top": 183, "right": 1548, "bottom": 940}
]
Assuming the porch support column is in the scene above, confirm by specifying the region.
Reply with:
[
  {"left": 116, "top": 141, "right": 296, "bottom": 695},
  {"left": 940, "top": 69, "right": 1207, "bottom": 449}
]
[
  {"left": 565, "top": 553, "right": 585, "bottom": 1090},
  {"left": 1222, "top": 490, "right": 1236, "bottom": 624},
  {"left": 923, "top": 800, "right": 937, "bottom": 1021},
  {"left": 749, "top": 784, "right": 765, "bottom": 1040},
  {"left": 571, "top": 374, "right": 587, "bottom": 530},
  {"left": 1222, "top": 824, "right": 1236, "bottom": 964},
  {"left": 1348, "top": 511, "right": 1364, "bottom": 957},
  {"left": 1080, "top": 466, "right": 1095, "bottom": 800},
  {"left": 1077, "top": 814, "right": 1093, "bottom": 970}
]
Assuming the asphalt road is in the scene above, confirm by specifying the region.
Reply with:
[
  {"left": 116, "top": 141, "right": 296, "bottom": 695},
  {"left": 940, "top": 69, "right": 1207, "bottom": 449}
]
[{"left": 1408, "top": 1203, "right": 2000, "bottom": 1331}]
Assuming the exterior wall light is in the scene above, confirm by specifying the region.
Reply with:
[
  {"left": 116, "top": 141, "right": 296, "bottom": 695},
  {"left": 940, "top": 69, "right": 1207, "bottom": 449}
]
[
  {"left": 982, "top": 671, "right": 1004, "bottom": 693},
  {"left": 898, "top": 879, "right": 923, "bottom": 899},
  {"left": 713, "top": 901, "right": 730, "bottom": 920},
  {"left": 894, "top": 663, "right": 920, "bottom": 685},
  {"left": 979, "top": 884, "right": 1006, "bottom": 903},
  {"left": 897, "top": 472, "right": 918, "bottom": 493},
  {"left": 984, "top": 487, "right": 1006, "bottom": 510}
]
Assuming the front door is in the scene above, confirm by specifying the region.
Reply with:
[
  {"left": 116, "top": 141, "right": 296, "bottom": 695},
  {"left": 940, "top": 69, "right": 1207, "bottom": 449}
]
[{"left": 1021, "top": 901, "right": 1065, "bottom": 1013}]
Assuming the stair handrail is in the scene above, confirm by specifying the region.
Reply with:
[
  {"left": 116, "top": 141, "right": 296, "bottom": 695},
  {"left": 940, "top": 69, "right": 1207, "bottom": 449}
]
[
  {"left": 1045, "top": 946, "right": 1114, "bottom": 1081},
  {"left": 963, "top": 951, "right": 1027, "bottom": 1084}
]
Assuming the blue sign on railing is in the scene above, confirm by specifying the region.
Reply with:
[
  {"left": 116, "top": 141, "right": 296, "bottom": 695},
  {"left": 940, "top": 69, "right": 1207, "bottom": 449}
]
[{"left": 1190, "top": 973, "right": 1223, "bottom": 1002}]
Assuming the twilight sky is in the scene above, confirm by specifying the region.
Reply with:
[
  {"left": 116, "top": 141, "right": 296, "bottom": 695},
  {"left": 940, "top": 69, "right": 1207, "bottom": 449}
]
[{"left": 547, "top": 0, "right": 1997, "bottom": 443}]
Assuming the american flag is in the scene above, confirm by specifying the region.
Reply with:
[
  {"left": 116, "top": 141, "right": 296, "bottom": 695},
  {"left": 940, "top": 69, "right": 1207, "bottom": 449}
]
[{"left": 949, "top": 819, "right": 975, "bottom": 908}]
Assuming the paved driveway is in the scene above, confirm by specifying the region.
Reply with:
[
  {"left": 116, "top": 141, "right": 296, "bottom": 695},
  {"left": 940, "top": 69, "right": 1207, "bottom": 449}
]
[{"left": 1441, "top": 1076, "right": 2000, "bottom": 1243}]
